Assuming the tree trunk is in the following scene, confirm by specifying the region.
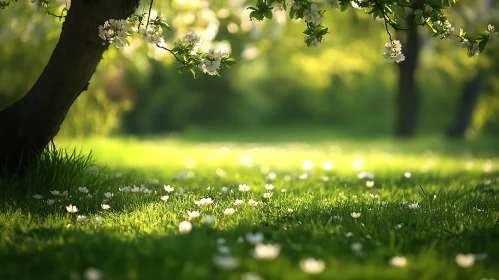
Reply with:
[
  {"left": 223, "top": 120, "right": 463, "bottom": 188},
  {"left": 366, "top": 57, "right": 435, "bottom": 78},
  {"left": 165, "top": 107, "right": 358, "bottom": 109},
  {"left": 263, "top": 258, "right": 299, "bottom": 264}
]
[
  {"left": 395, "top": 13, "right": 421, "bottom": 138},
  {"left": 446, "top": 69, "right": 484, "bottom": 139},
  {"left": 0, "top": 0, "right": 139, "bottom": 175}
]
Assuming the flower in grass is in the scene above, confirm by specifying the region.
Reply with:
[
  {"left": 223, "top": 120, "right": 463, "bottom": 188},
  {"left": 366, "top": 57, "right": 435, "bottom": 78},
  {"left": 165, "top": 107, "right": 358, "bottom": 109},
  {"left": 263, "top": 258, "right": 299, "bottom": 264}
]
[
  {"left": 369, "top": 193, "right": 379, "bottom": 200},
  {"left": 77, "top": 215, "right": 87, "bottom": 222},
  {"left": 164, "top": 185, "right": 174, "bottom": 193},
  {"left": 288, "top": 208, "right": 294, "bottom": 213},
  {"left": 404, "top": 172, "right": 412, "bottom": 178},
  {"left": 298, "top": 173, "right": 308, "bottom": 180},
  {"left": 46, "top": 199, "right": 55, "bottom": 206},
  {"left": 188, "top": 211, "right": 200, "bottom": 220},
  {"left": 408, "top": 203, "right": 420, "bottom": 209},
  {"left": 218, "top": 245, "right": 231, "bottom": 254},
  {"left": 224, "top": 208, "right": 236, "bottom": 215},
  {"left": 245, "top": 232, "right": 264, "bottom": 244},
  {"left": 60, "top": 191, "right": 69, "bottom": 197},
  {"left": 213, "top": 255, "right": 239, "bottom": 270},
  {"left": 265, "top": 184, "right": 274, "bottom": 191},
  {"left": 66, "top": 204, "right": 78, "bottom": 213},
  {"left": 179, "top": 221, "right": 193, "bottom": 234},
  {"left": 50, "top": 190, "right": 60, "bottom": 196},
  {"left": 455, "top": 253, "right": 475, "bottom": 268},
  {"left": 78, "top": 187, "right": 89, "bottom": 193},
  {"left": 300, "top": 258, "right": 326, "bottom": 274},
  {"left": 262, "top": 193, "right": 272, "bottom": 199},
  {"left": 366, "top": 180, "right": 375, "bottom": 187},
  {"left": 248, "top": 199, "right": 259, "bottom": 206},
  {"left": 253, "top": 243, "right": 281, "bottom": 260},
  {"left": 142, "top": 188, "right": 151, "bottom": 194},
  {"left": 131, "top": 186, "right": 140, "bottom": 192},
  {"left": 239, "top": 184, "right": 250, "bottom": 192},
  {"left": 221, "top": 186, "right": 228, "bottom": 192},
  {"left": 345, "top": 232, "right": 353, "bottom": 238},
  {"left": 104, "top": 192, "right": 113, "bottom": 198},
  {"left": 160, "top": 195, "right": 169, "bottom": 202},
  {"left": 351, "top": 242, "right": 363, "bottom": 253},
  {"left": 92, "top": 216, "right": 102, "bottom": 224},
  {"left": 351, "top": 212, "right": 361, "bottom": 219},
  {"left": 83, "top": 267, "right": 102, "bottom": 280},
  {"left": 119, "top": 186, "right": 131, "bottom": 192},
  {"left": 204, "top": 215, "right": 215, "bottom": 225},
  {"left": 389, "top": 256, "right": 407, "bottom": 267},
  {"left": 281, "top": 189, "right": 287, "bottom": 193},
  {"left": 194, "top": 197, "right": 214, "bottom": 206},
  {"left": 33, "top": 194, "right": 43, "bottom": 200},
  {"left": 101, "top": 204, "right": 111, "bottom": 210},
  {"left": 234, "top": 199, "right": 243, "bottom": 206}
]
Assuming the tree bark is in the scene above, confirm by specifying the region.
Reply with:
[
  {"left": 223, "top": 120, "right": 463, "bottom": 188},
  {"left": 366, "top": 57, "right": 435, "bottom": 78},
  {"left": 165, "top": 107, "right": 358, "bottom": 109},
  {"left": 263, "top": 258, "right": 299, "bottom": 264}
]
[
  {"left": 0, "top": 0, "right": 139, "bottom": 175},
  {"left": 446, "top": 69, "right": 484, "bottom": 139},
  {"left": 395, "top": 14, "right": 421, "bottom": 138}
]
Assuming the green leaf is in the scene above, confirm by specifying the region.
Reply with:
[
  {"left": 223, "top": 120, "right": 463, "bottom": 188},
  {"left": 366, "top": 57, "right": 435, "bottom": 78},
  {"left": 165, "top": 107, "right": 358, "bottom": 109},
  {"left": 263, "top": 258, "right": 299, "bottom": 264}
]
[
  {"left": 479, "top": 36, "right": 488, "bottom": 52},
  {"left": 250, "top": 11, "right": 264, "bottom": 21},
  {"left": 263, "top": 9, "right": 273, "bottom": 20}
]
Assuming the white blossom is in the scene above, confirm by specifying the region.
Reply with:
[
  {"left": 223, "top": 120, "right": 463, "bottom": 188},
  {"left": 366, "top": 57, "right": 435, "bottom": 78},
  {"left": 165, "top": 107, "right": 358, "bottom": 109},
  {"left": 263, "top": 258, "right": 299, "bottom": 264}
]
[
  {"left": 389, "top": 256, "right": 407, "bottom": 267},
  {"left": 46, "top": 199, "right": 55, "bottom": 206},
  {"left": 182, "top": 29, "right": 203, "bottom": 54},
  {"left": 164, "top": 185, "right": 174, "bottom": 193},
  {"left": 179, "top": 221, "right": 193, "bottom": 233},
  {"left": 300, "top": 258, "right": 326, "bottom": 274},
  {"left": 245, "top": 232, "right": 264, "bottom": 244},
  {"left": 224, "top": 208, "right": 236, "bottom": 215},
  {"left": 50, "top": 190, "right": 60, "bottom": 196},
  {"left": 33, "top": 194, "right": 43, "bottom": 200},
  {"left": 104, "top": 192, "right": 113, "bottom": 198},
  {"left": 248, "top": 199, "right": 259, "bottom": 206},
  {"left": 303, "top": 4, "right": 322, "bottom": 26},
  {"left": 234, "top": 199, "right": 243, "bottom": 206},
  {"left": 101, "top": 204, "right": 111, "bottom": 210},
  {"left": 265, "top": 184, "right": 274, "bottom": 191},
  {"left": 188, "top": 210, "right": 200, "bottom": 220},
  {"left": 383, "top": 40, "right": 405, "bottom": 63},
  {"left": 262, "top": 193, "right": 272, "bottom": 199},
  {"left": 239, "top": 184, "right": 251, "bottom": 192},
  {"left": 98, "top": 19, "right": 132, "bottom": 48},
  {"left": 213, "top": 255, "right": 239, "bottom": 270},
  {"left": 78, "top": 187, "right": 89, "bottom": 193},
  {"left": 66, "top": 204, "right": 78, "bottom": 213},
  {"left": 455, "top": 254, "right": 475, "bottom": 268},
  {"left": 77, "top": 215, "right": 87, "bottom": 223},
  {"left": 92, "top": 216, "right": 102, "bottom": 224},
  {"left": 351, "top": 212, "right": 361, "bottom": 219},
  {"left": 253, "top": 243, "right": 281, "bottom": 260},
  {"left": 141, "top": 25, "right": 164, "bottom": 44},
  {"left": 408, "top": 203, "right": 420, "bottom": 209},
  {"left": 194, "top": 197, "right": 214, "bottom": 206}
]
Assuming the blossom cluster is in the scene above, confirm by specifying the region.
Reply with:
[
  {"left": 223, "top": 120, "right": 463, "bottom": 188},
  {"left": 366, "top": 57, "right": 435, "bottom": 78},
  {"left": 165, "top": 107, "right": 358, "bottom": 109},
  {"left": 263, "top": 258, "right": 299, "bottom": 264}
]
[
  {"left": 433, "top": 20, "right": 454, "bottom": 39},
  {"left": 382, "top": 40, "right": 405, "bottom": 63},
  {"left": 98, "top": 19, "right": 132, "bottom": 48}
]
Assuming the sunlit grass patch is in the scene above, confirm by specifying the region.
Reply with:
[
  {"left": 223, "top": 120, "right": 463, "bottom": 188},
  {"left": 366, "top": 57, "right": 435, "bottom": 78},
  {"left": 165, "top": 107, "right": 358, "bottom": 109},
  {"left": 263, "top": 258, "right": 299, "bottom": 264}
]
[{"left": 1, "top": 132, "right": 498, "bottom": 279}]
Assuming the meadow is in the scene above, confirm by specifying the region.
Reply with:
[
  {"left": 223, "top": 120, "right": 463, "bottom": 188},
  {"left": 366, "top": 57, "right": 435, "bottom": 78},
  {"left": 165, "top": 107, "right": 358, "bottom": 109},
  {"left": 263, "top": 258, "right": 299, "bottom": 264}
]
[{"left": 1, "top": 127, "right": 498, "bottom": 280}]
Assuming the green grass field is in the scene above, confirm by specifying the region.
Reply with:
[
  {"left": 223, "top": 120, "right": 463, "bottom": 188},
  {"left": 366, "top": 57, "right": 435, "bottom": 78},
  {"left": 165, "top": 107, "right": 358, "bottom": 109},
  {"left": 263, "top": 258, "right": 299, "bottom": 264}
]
[{"left": 1, "top": 128, "right": 498, "bottom": 280}]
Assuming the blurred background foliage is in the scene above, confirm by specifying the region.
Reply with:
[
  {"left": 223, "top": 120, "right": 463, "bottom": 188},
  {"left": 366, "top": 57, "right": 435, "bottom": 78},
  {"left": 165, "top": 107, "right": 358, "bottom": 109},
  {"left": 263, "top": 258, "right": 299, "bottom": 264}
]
[{"left": 0, "top": 0, "right": 498, "bottom": 138}]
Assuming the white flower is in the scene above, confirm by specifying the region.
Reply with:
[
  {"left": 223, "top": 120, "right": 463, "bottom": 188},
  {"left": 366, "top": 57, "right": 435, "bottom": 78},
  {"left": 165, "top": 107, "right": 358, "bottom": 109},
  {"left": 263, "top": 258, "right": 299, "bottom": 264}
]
[
  {"left": 179, "top": 221, "right": 193, "bottom": 234},
  {"left": 50, "top": 190, "right": 60, "bottom": 196},
  {"left": 83, "top": 267, "right": 102, "bottom": 280},
  {"left": 298, "top": 173, "right": 308, "bottom": 179},
  {"left": 288, "top": 208, "right": 294, "bottom": 213},
  {"left": 160, "top": 195, "right": 169, "bottom": 202},
  {"left": 188, "top": 211, "right": 200, "bottom": 220},
  {"left": 234, "top": 199, "right": 243, "bottom": 206},
  {"left": 182, "top": 29, "right": 203, "bottom": 54},
  {"left": 357, "top": 171, "right": 374, "bottom": 179},
  {"left": 433, "top": 20, "right": 454, "bottom": 39},
  {"left": 101, "top": 204, "right": 111, "bottom": 210},
  {"left": 77, "top": 215, "right": 87, "bottom": 222},
  {"left": 303, "top": 4, "right": 322, "bottom": 26},
  {"left": 262, "top": 193, "right": 272, "bottom": 199},
  {"left": 281, "top": 189, "right": 287, "bottom": 193},
  {"left": 253, "top": 243, "right": 281, "bottom": 260},
  {"left": 213, "top": 255, "right": 239, "bottom": 270},
  {"left": 104, "top": 192, "right": 113, "bottom": 198},
  {"left": 345, "top": 232, "right": 353, "bottom": 238},
  {"left": 366, "top": 180, "right": 375, "bottom": 187},
  {"left": 408, "top": 203, "right": 420, "bottom": 209},
  {"left": 164, "top": 185, "right": 174, "bottom": 193},
  {"left": 396, "top": 223, "right": 403, "bottom": 229},
  {"left": 218, "top": 245, "right": 231, "bottom": 254},
  {"left": 389, "top": 256, "right": 407, "bottom": 267},
  {"left": 404, "top": 172, "right": 412, "bottom": 178},
  {"left": 300, "top": 258, "right": 326, "bottom": 274},
  {"left": 66, "top": 204, "right": 78, "bottom": 213},
  {"left": 194, "top": 197, "right": 214, "bottom": 206},
  {"left": 351, "top": 212, "right": 361, "bottom": 219},
  {"left": 468, "top": 43, "right": 480, "bottom": 58},
  {"left": 265, "top": 184, "right": 274, "bottom": 191},
  {"left": 92, "top": 216, "right": 102, "bottom": 224},
  {"left": 224, "top": 208, "right": 236, "bottom": 215},
  {"left": 46, "top": 199, "right": 55, "bottom": 206},
  {"left": 60, "top": 191, "right": 68, "bottom": 197},
  {"left": 351, "top": 242, "right": 363, "bottom": 253},
  {"left": 98, "top": 19, "right": 132, "bottom": 48},
  {"left": 78, "top": 187, "right": 89, "bottom": 193},
  {"left": 204, "top": 215, "right": 215, "bottom": 225},
  {"left": 239, "top": 184, "right": 250, "bottom": 192},
  {"left": 455, "top": 253, "right": 475, "bottom": 268},
  {"left": 383, "top": 40, "right": 405, "bottom": 63},
  {"left": 369, "top": 193, "right": 379, "bottom": 200},
  {"left": 248, "top": 199, "right": 259, "bottom": 206},
  {"left": 141, "top": 25, "right": 164, "bottom": 44},
  {"left": 245, "top": 232, "right": 264, "bottom": 244},
  {"left": 33, "top": 194, "right": 43, "bottom": 200},
  {"left": 142, "top": 188, "right": 151, "bottom": 194},
  {"left": 221, "top": 186, "right": 228, "bottom": 192},
  {"left": 119, "top": 186, "right": 131, "bottom": 192}
]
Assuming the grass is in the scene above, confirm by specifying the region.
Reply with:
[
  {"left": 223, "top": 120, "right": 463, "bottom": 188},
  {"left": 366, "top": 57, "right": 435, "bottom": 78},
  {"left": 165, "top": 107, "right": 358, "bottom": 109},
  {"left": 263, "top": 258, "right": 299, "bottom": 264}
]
[{"left": 1, "top": 128, "right": 498, "bottom": 280}]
